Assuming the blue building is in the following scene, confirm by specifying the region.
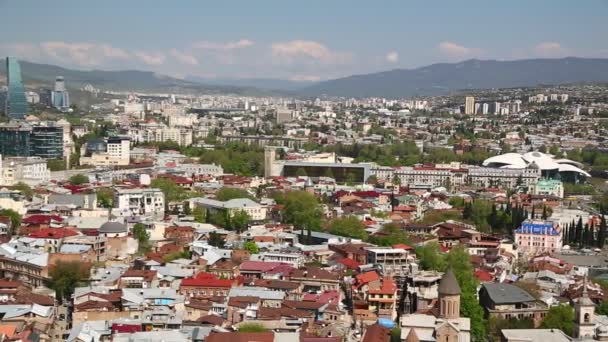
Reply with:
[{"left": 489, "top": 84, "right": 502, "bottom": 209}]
[
  {"left": 5, "top": 57, "right": 29, "bottom": 120},
  {"left": 51, "top": 76, "right": 70, "bottom": 111}
]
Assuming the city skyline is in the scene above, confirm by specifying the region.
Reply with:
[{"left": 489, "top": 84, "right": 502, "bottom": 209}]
[{"left": 1, "top": 0, "right": 607, "bottom": 81}]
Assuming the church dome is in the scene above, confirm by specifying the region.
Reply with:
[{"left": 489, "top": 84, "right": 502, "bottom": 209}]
[
  {"left": 99, "top": 221, "right": 127, "bottom": 234},
  {"left": 438, "top": 268, "right": 461, "bottom": 295}
]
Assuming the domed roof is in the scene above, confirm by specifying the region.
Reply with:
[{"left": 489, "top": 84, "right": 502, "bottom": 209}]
[
  {"left": 438, "top": 268, "right": 461, "bottom": 295},
  {"left": 99, "top": 221, "right": 127, "bottom": 233}
]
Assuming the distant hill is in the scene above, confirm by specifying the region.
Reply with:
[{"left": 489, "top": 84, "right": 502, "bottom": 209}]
[
  {"left": 299, "top": 57, "right": 608, "bottom": 98},
  {"left": 0, "top": 60, "right": 271, "bottom": 95},
  {"left": 186, "top": 76, "right": 316, "bottom": 91}
]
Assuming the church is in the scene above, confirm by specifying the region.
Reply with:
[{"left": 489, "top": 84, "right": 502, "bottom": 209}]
[{"left": 400, "top": 268, "right": 471, "bottom": 342}]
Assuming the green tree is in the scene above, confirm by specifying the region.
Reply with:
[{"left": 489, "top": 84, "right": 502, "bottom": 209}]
[
  {"left": 327, "top": 216, "right": 367, "bottom": 240},
  {"left": 368, "top": 223, "right": 412, "bottom": 246},
  {"left": 445, "top": 246, "right": 487, "bottom": 341},
  {"left": 132, "top": 223, "right": 151, "bottom": 253},
  {"left": 96, "top": 187, "right": 114, "bottom": 208},
  {"left": 366, "top": 175, "right": 378, "bottom": 185},
  {"left": 597, "top": 302, "right": 608, "bottom": 316},
  {"left": 151, "top": 178, "right": 186, "bottom": 202},
  {"left": 12, "top": 182, "right": 33, "bottom": 198},
  {"left": 229, "top": 210, "right": 251, "bottom": 233},
  {"left": 243, "top": 241, "right": 260, "bottom": 254},
  {"left": 415, "top": 242, "right": 446, "bottom": 271},
  {"left": 207, "top": 231, "right": 225, "bottom": 248},
  {"left": 216, "top": 187, "right": 253, "bottom": 201},
  {"left": 47, "top": 159, "right": 66, "bottom": 171},
  {"left": 192, "top": 206, "right": 206, "bottom": 223},
  {"left": 390, "top": 327, "right": 401, "bottom": 342},
  {"left": 283, "top": 191, "right": 322, "bottom": 241},
  {"left": 598, "top": 208, "right": 607, "bottom": 248},
  {"left": 540, "top": 305, "right": 575, "bottom": 336},
  {"left": 237, "top": 323, "right": 269, "bottom": 332},
  {"left": 49, "top": 261, "right": 91, "bottom": 302},
  {"left": 69, "top": 174, "right": 89, "bottom": 185},
  {"left": 295, "top": 168, "right": 308, "bottom": 177},
  {"left": 0, "top": 209, "right": 21, "bottom": 235}
]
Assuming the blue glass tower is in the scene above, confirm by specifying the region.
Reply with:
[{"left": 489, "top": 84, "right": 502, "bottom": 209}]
[{"left": 5, "top": 57, "right": 29, "bottom": 120}]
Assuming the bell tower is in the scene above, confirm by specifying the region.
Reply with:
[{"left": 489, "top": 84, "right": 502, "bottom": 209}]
[{"left": 574, "top": 276, "right": 595, "bottom": 339}]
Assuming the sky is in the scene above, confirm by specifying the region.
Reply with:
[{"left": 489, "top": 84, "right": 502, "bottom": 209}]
[{"left": 1, "top": 0, "right": 607, "bottom": 81}]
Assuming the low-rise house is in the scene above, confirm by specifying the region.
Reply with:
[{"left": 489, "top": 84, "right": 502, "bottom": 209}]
[{"left": 478, "top": 283, "right": 549, "bottom": 326}]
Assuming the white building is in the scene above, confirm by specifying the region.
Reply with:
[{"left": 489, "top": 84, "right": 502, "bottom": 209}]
[
  {"left": 464, "top": 96, "right": 475, "bottom": 115},
  {"left": 178, "top": 163, "right": 224, "bottom": 177},
  {"left": 0, "top": 156, "right": 50, "bottom": 186},
  {"left": 113, "top": 188, "right": 165, "bottom": 217}
]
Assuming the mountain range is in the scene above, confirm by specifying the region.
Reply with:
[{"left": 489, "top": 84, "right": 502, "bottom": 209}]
[
  {"left": 0, "top": 61, "right": 270, "bottom": 96},
  {"left": 2, "top": 57, "right": 608, "bottom": 98},
  {"left": 299, "top": 57, "right": 608, "bottom": 98}
]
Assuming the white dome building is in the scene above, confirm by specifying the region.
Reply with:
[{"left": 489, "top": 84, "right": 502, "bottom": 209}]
[{"left": 483, "top": 151, "right": 590, "bottom": 182}]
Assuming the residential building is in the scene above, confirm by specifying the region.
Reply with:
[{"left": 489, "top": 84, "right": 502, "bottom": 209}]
[
  {"left": 365, "top": 247, "right": 415, "bottom": 276},
  {"left": 0, "top": 156, "right": 51, "bottom": 186},
  {"left": 113, "top": 188, "right": 165, "bottom": 217},
  {"left": 51, "top": 76, "right": 70, "bottom": 111},
  {"left": 479, "top": 283, "right": 548, "bottom": 326}
]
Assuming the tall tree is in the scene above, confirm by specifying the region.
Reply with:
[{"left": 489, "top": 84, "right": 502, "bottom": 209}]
[
  {"left": 540, "top": 305, "right": 575, "bottom": 336},
  {"left": 282, "top": 191, "right": 322, "bottom": 242},
  {"left": 598, "top": 212, "right": 607, "bottom": 249}
]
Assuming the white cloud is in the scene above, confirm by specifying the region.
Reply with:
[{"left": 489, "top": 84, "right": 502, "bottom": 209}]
[
  {"left": 437, "top": 41, "right": 484, "bottom": 58},
  {"left": 533, "top": 42, "right": 568, "bottom": 57},
  {"left": 192, "top": 39, "right": 254, "bottom": 50},
  {"left": 41, "top": 41, "right": 100, "bottom": 66},
  {"left": 288, "top": 75, "right": 321, "bottom": 82},
  {"left": 386, "top": 51, "right": 399, "bottom": 63},
  {"left": 99, "top": 44, "right": 130, "bottom": 59},
  {"left": 271, "top": 40, "right": 352, "bottom": 64},
  {"left": 134, "top": 51, "right": 166, "bottom": 65},
  {"left": 169, "top": 49, "right": 199, "bottom": 66}
]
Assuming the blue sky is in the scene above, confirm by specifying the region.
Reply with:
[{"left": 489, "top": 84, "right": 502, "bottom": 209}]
[{"left": 1, "top": 0, "right": 607, "bottom": 80}]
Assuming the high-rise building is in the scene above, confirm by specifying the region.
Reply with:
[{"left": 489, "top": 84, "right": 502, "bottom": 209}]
[
  {"left": 5, "top": 57, "right": 29, "bottom": 120},
  {"left": 0, "top": 122, "right": 63, "bottom": 159},
  {"left": 482, "top": 103, "right": 489, "bottom": 115},
  {"left": 51, "top": 76, "right": 70, "bottom": 111},
  {"left": 464, "top": 96, "right": 475, "bottom": 115}
]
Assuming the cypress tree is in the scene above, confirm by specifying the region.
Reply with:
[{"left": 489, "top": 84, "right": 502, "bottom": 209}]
[
  {"left": 599, "top": 214, "right": 607, "bottom": 249},
  {"left": 576, "top": 217, "right": 584, "bottom": 245}
]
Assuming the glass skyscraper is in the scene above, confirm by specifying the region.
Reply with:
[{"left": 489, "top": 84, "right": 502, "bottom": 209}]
[{"left": 5, "top": 57, "right": 29, "bottom": 120}]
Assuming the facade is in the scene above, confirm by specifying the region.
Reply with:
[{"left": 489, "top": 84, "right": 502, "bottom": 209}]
[
  {"left": 465, "top": 96, "right": 475, "bottom": 115},
  {"left": 51, "top": 76, "right": 70, "bottom": 111},
  {"left": 468, "top": 167, "right": 540, "bottom": 188},
  {"left": 5, "top": 57, "right": 29, "bottom": 120},
  {"left": 178, "top": 163, "right": 224, "bottom": 177},
  {"left": 0, "top": 122, "right": 64, "bottom": 159},
  {"left": 30, "top": 123, "right": 64, "bottom": 159},
  {"left": 131, "top": 124, "right": 193, "bottom": 146},
  {"left": 514, "top": 220, "right": 562, "bottom": 255},
  {"left": 366, "top": 247, "right": 414, "bottom": 276},
  {"left": 0, "top": 156, "right": 51, "bottom": 186},
  {"left": 80, "top": 136, "right": 130, "bottom": 167},
  {"left": 531, "top": 179, "right": 564, "bottom": 198},
  {"left": 114, "top": 188, "right": 165, "bottom": 217}
]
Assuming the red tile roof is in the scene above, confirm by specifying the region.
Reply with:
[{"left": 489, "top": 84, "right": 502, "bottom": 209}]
[
  {"left": 23, "top": 215, "right": 63, "bottom": 225},
  {"left": 28, "top": 228, "right": 79, "bottom": 239}
]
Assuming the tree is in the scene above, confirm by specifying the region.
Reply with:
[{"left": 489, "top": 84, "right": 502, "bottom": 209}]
[
  {"left": 445, "top": 246, "right": 487, "bottom": 341},
  {"left": 207, "top": 231, "right": 225, "bottom": 248},
  {"left": 0, "top": 209, "right": 21, "bottom": 235},
  {"left": 295, "top": 168, "right": 308, "bottom": 177},
  {"left": 243, "top": 241, "right": 260, "bottom": 254},
  {"left": 597, "top": 302, "right": 608, "bottom": 316},
  {"left": 132, "top": 223, "right": 151, "bottom": 253},
  {"left": 12, "top": 182, "right": 33, "bottom": 198},
  {"left": 415, "top": 242, "right": 446, "bottom": 271},
  {"left": 49, "top": 261, "right": 91, "bottom": 302},
  {"left": 366, "top": 175, "right": 378, "bottom": 185},
  {"left": 229, "top": 210, "right": 251, "bottom": 233},
  {"left": 237, "top": 323, "right": 269, "bottom": 332},
  {"left": 69, "top": 174, "right": 89, "bottom": 185},
  {"left": 216, "top": 187, "right": 253, "bottom": 201},
  {"left": 599, "top": 211, "right": 607, "bottom": 249},
  {"left": 540, "top": 305, "right": 575, "bottom": 336},
  {"left": 327, "top": 216, "right": 367, "bottom": 240},
  {"left": 192, "top": 207, "right": 206, "bottom": 223},
  {"left": 390, "top": 327, "right": 401, "bottom": 342},
  {"left": 47, "top": 159, "right": 66, "bottom": 171},
  {"left": 96, "top": 187, "right": 114, "bottom": 208},
  {"left": 151, "top": 178, "right": 186, "bottom": 202},
  {"left": 283, "top": 191, "right": 322, "bottom": 241},
  {"left": 368, "top": 223, "right": 412, "bottom": 247}
]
